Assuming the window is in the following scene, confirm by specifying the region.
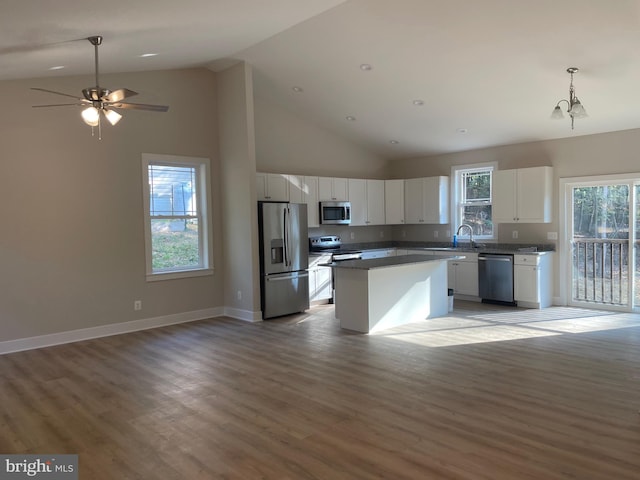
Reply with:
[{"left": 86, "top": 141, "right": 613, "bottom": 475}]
[
  {"left": 452, "top": 163, "right": 495, "bottom": 239},
  {"left": 142, "top": 154, "right": 213, "bottom": 280}
]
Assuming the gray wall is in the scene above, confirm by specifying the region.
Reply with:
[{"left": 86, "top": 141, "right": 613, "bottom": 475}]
[{"left": 0, "top": 68, "right": 224, "bottom": 343}]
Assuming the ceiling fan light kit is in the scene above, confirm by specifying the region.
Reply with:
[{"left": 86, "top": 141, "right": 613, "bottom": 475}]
[
  {"left": 31, "top": 35, "right": 169, "bottom": 138},
  {"left": 551, "top": 67, "right": 587, "bottom": 130}
]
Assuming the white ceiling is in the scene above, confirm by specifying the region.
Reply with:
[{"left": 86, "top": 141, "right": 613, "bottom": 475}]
[{"left": 3, "top": 0, "right": 640, "bottom": 159}]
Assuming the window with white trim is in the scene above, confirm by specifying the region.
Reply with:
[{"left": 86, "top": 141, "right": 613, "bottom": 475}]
[
  {"left": 452, "top": 163, "right": 496, "bottom": 240},
  {"left": 142, "top": 154, "right": 213, "bottom": 280}
]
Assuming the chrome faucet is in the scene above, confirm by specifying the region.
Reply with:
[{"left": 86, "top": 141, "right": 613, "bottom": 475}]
[{"left": 456, "top": 224, "right": 475, "bottom": 247}]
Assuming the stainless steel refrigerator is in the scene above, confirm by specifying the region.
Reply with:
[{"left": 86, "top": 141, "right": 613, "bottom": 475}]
[{"left": 258, "top": 202, "right": 309, "bottom": 319}]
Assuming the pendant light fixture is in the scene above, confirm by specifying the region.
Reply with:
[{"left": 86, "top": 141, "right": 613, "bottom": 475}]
[{"left": 551, "top": 67, "right": 588, "bottom": 130}]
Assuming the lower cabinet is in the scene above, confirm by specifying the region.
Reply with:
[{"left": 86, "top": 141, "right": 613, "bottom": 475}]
[
  {"left": 309, "top": 254, "right": 332, "bottom": 303},
  {"left": 430, "top": 252, "right": 478, "bottom": 296},
  {"left": 514, "top": 254, "right": 552, "bottom": 308}
]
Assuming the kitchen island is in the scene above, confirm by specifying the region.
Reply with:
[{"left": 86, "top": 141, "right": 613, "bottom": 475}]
[{"left": 325, "top": 254, "right": 464, "bottom": 333}]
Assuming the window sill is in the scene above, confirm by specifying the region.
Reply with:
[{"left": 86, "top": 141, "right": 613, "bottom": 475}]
[{"left": 146, "top": 268, "right": 214, "bottom": 282}]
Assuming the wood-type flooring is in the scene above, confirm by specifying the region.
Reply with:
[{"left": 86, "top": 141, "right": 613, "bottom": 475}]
[{"left": 1, "top": 301, "right": 639, "bottom": 479}]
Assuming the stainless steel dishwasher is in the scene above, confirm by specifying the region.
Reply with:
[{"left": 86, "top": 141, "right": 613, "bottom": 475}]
[{"left": 478, "top": 253, "right": 515, "bottom": 305}]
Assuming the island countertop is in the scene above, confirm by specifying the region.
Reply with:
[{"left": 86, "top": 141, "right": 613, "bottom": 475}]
[{"left": 323, "top": 254, "right": 465, "bottom": 270}]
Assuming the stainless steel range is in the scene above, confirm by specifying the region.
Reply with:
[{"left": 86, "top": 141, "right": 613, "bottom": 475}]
[
  {"left": 309, "top": 235, "right": 362, "bottom": 260},
  {"left": 309, "top": 235, "right": 362, "bottom": 302}
]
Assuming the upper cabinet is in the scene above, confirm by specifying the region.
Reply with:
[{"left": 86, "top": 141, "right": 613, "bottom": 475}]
[
  {"left": 384, "top": 179, "right": 405, "bottom": 225},
  {"left": 289, "top": 175, "right": 320, "bottom": 228},
  {"left": 256, "top": 173, "right": 289, "bottom": 202},
  {"left": 493, "top": 166, "right": 553, "bottom": 223},
  {"left": 348, "top": 179, "right": 385, "bottom": 226},
  {"left": 404, "top": 176, "right": 449, "bottom": 224},
  {"left": 318, "top": 177, "right": 348, "bottom": 201}
]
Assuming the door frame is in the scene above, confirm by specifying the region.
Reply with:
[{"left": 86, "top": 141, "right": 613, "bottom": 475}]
[{"left": 560, "top": 173, "right": 639, "bottom": 312}]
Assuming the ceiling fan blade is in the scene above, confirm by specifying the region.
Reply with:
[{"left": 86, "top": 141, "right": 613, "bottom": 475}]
[
  {"left": 104, "top": 88, "right": 138, "bottom": 103},
  {"left": 31, "top": 87, "right": 83, "bottom": 100},
  {"left": 32, "top": 103, "right": 85, "bottom": 108},
  {"left": 109, "top": 102, "right": 169, "bottom": 112}
]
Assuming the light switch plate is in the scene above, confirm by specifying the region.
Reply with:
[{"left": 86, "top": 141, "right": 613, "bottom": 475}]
[
  {"left": 547, "top": 232, "right": 558, "bottom": 240},
  {"left": 512, "top": 230, "right": 518, "bottom": 239}
]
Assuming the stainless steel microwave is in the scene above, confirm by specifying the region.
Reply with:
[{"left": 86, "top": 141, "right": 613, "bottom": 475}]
[{"left": 320, "top": 201, "right": 351, "bottom": 225}]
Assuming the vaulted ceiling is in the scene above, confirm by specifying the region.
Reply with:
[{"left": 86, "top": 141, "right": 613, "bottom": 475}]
[{"left": 3, "top": 0, "right": 640, "bottom": 159}]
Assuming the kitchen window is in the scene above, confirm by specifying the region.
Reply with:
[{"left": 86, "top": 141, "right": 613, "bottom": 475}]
[
  {"left": 142, "top": 153, "right": 213, "bottom": 281},
  {"left": 452, "top": 163, "right": 496, "bottom": 240}
]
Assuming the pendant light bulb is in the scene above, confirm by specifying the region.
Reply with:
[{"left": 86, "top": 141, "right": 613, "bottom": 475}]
[
  {"left": 81, "top": 106, "right": 100, "bottom": 126},
  {"left": 104, "top": 109, "right": 122, "bottom": 125}
]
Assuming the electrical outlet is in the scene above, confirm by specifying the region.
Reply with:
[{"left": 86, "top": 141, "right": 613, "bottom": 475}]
[
  {"left": 237, "top": 290, "right": 242, "bottom": 300},
  {"left": 379, "top": 231, "right": 384, "bottom": 238},
  {"left": 402, "top": 230, "right": 406, "bottom": 238},
  {"left": 134, "top": 300, "right": 142, "bottom": 311},
  {"left": 512, "top": 230, "right": 519, "bottom": 239},
  {"left": 433, "top": 230, "right": 439, "bottom": 238},
  {"left": 547, "top": 232, "right": 558, "bottom": 240},
  {"left": 350, "top": 232, "right": 355, "bottom": 240}
]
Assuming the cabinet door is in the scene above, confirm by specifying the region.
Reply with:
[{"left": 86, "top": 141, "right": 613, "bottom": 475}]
[
  {"left": 492, "top": 169, "right": 517, "bottom": 222},
  {"left": 289, "top": 175, "right": 319, "bottom": 227},
  {"left": 366, "top": 179, "right": 386, "bottom": 225},
  {"left": 256, "top": 173, "right": 268, "bottom": 201},
  {"left": 514, "top": 265, "right": 538, "bottom": 303},
  {"left": 256, "top": 173, "right": 289, "bottom": 201},
  {"left": 423, "top": 176, "right": 449, "bottom": 224},
  {"left": 455, "top": 261, "right": 479, "bottom": 296},
  {"left": 385, "top": 179, "right": 405, "bottom": 225},
  {"left": 318, "top": 177, "right": 348, "bottom": 201},
  {"left": 288, "top": 175, "right": 304, "bottom": 203},
  {"left": 404, "top": 178, "right": 424, "bottom": 224},
  {"left": 304, "top": 176, "right": 320, "bottom": 228},
  {"left": 516, "top": 167, "right": 552, "bottom": 223},
  {"left": 348, "top": 179, "right": 367, "bottom": 226}
]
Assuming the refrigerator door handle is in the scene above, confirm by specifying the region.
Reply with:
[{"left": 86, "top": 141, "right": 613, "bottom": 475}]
[
  {"left": 267, "top": 272, "right": 310, "bottom": 282},
  {"left": 283, "top": 206, "right": 290, "bottom": 267}
]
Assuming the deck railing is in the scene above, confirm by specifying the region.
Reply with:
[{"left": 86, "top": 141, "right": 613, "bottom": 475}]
[{"left": 572, "top": 238, "right": 629, "bottom": 305}]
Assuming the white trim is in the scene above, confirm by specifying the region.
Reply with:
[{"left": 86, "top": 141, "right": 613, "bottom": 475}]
[
  {"left": 0, "top": 307, "right": 224, "bottom": 355},
  {"left": 450, "top": 161, "right": 498, "bottom": 241},
  {"left": 224, "top": 307, "right": 263, "bottom": 322},
  {"left": 141, "top": 153, "right": 214, "bottom": 278},
  {"left": 560, "top": 173, "right": 639, "bottom": 311},
  {"left": 146, "top": 268, "right": 214, "bottom": 282}
]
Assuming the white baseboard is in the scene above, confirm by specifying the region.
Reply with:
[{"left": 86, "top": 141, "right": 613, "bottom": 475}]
[
  {"left": 224, "top": 307, "right": 262, "bottom": 322},
  {"left": 0, "top": 307, "right": 225, "bottom": 355}
]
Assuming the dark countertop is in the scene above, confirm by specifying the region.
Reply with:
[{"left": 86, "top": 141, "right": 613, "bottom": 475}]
[
  {"left": 323, "top": 254, "right": 465, "bottom": 270},
  {"left": 335, "top": 241, "right": 555, "bottom": 256}
]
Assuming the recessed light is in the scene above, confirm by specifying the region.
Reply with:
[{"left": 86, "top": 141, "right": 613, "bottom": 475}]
[
  {"left": 456, "top": 128, "right": 468, "bottom": 134},
  {"left": 292, "top": 86, "right": 304, "bottom": 93},
  {"left": 139, "top": 53, "right": 158, "bottom": 58},
  {"left": 48, "top": 66, "right": 65, "bottom": 71},
  {"left": 360, "top": 64, "right": 373, "bottom": 71},
  {"left": 412, "top": 99, "right": 425, "bottom": 106},
  {"left": 389, "top": 140, "right": 400, "bottom": 144},
  {"left": 346, "top": 116, "right": 357, "bottom": 121}
]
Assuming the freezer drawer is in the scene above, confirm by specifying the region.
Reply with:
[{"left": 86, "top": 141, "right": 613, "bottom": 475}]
[{"left": 262, "top": 271, "right": 310, "bottom": 319}]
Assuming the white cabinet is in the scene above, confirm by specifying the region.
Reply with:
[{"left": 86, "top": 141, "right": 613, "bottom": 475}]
[
  {"left": 309, "top": 254, "right": 333, "bottom": 303},
  {"left": 318, "top": 177, "right": 348, "bottom": 201},
  {"left": 384, "top": 179, "right": 405, "bottom": 225},
  {"left": 514, "top": 253, "right": 553, "bottom": 308},
  {"left": 360, "top": 248, "right": 396, "bottom": 260},
  {"left": 288, "top": 175, "right": 320, "bottom": 227},
  {"left": 404, "top": 176, "right": 449, "bottom": 224},
  {"left": 256, "top": 173, "right": 289, "bottom": 201},
  {"left": 493, "top": 166, "right": 553, "bottom": 223},
  {"left": 430, "top": 251, "right": 479, "bottom": 297},
  {"left": 348, "top": 179, "right": 385, "bottom": 226}
]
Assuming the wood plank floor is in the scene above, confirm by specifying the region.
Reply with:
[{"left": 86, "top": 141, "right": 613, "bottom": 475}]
[{"left": 1, "top": 301, "right": 640, "bottom": 479}]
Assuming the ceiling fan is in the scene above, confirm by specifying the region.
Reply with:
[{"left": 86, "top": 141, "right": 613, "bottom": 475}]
[{"left": 32, "top": 35, "right": 169, "bottom": 137}]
